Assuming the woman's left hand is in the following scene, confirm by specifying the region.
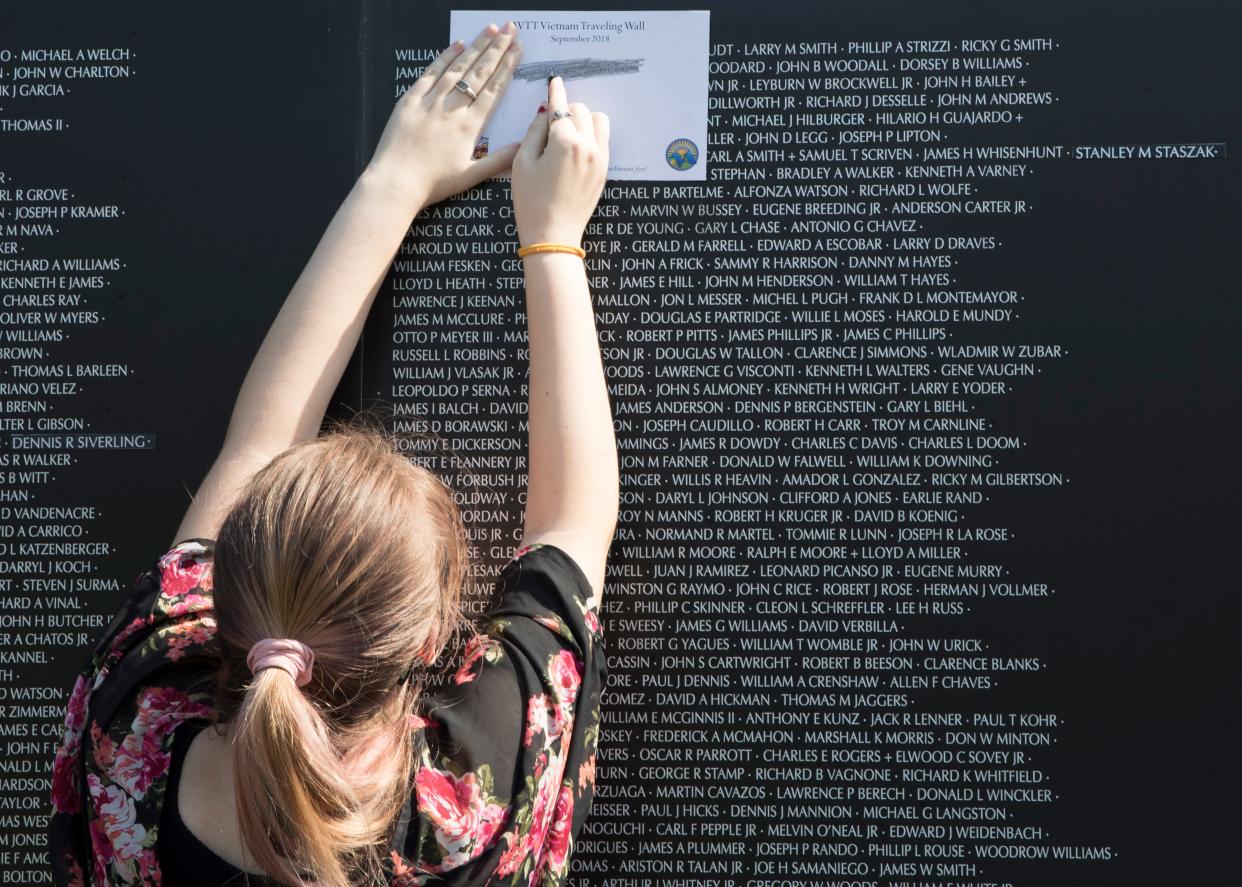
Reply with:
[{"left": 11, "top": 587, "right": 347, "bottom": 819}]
[{"left": 367, "top": 21, "right": 523, "bottom": 212}]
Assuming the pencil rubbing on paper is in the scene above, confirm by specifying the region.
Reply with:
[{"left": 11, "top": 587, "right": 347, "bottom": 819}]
[{"left": 513, "top": 57, "right": 645, "bottom": 81}]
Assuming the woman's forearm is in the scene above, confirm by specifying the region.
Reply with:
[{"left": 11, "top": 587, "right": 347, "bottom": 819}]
[
  {"left": 522, "top": 252, "right": 620, "bottom": 542},
  {"left": 173, "top": 25, "right": 528, "bottom": 545},
  {"left": 222, "top": 163, "right": 422, "bottom": 456}
]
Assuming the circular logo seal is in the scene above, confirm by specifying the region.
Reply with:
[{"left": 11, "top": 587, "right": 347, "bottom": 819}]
[{"left": 665, "top": 138, "right": 699, "bottom": 171}]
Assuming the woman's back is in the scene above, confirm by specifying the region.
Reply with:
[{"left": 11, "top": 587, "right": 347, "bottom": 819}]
[{"left": 51, "top": 540, "right": 607, "bottom": 885}]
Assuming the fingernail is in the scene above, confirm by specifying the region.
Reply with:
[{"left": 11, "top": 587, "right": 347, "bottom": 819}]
[
  {"left": 547, "top": 71, "right": 557, "bottom": 84},
  {"left": 502, "top": 20, "right": 515, "bottom": 34},
  {"left": 537, "top": 103, "right": 546, "bottom": 113}
]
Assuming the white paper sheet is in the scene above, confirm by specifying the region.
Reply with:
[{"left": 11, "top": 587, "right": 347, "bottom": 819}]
[{"left": 449, "top": 9, "right": 710, "bottom": 181}]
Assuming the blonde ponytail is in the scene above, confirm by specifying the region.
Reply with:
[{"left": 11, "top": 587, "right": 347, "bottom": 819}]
[
  {"left": 205, "top": 412, "right": 473, "bottom": 886},
  {"left": 226, "top": 663, "right": 417, "bottom": 884}
]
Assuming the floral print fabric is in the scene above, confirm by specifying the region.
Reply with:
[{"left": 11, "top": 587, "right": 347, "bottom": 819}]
[{"left": 47, "top": 538, "right": 607, "bottom": 886}]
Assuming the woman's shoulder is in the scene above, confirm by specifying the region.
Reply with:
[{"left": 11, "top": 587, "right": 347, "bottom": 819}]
[
  {"left": 490, "top": 542, "right": 604, "bottom": 638},
  {"left": 89, "top": 538, "right": 220, "bottom": 695},
  {"left": 59, "top": 535, "right": 222, "bottom": 750},
  {"left": 154, "top": 537, "right": 216, "bottom": 631}
]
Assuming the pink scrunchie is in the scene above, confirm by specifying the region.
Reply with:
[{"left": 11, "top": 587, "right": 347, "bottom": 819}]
[{"left": 247, "top": 637, "right": 315, "bottom": 687}]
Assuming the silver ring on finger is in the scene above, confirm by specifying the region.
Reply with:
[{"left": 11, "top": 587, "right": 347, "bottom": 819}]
[
  {"left": 550, "top": 108, "right": 574, "bottom": 121},
  {"left": 453, "top": 79, "right": 479, "bottom": 102}
]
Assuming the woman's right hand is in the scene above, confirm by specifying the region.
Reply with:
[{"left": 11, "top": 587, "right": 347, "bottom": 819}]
[{"left": 511, "top": 75, "right": 610, "bottom": 247}]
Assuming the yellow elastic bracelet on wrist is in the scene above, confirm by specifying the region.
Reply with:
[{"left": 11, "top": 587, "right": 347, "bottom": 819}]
[{"left": 517, "top": 242, "right": 586, "bottom": 259}]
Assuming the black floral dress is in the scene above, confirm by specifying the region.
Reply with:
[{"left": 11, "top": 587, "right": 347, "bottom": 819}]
[{"left": 47, "top": 538, "right": 607, "bottom": 886}]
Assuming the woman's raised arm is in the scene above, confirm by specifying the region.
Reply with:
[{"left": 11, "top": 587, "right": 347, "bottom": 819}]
[
  {"left": 174, "top": 23, "right": 524, "bottom": 546},
  {"left": 510, "top": 76, "right": 619, "bottom": 608}
]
